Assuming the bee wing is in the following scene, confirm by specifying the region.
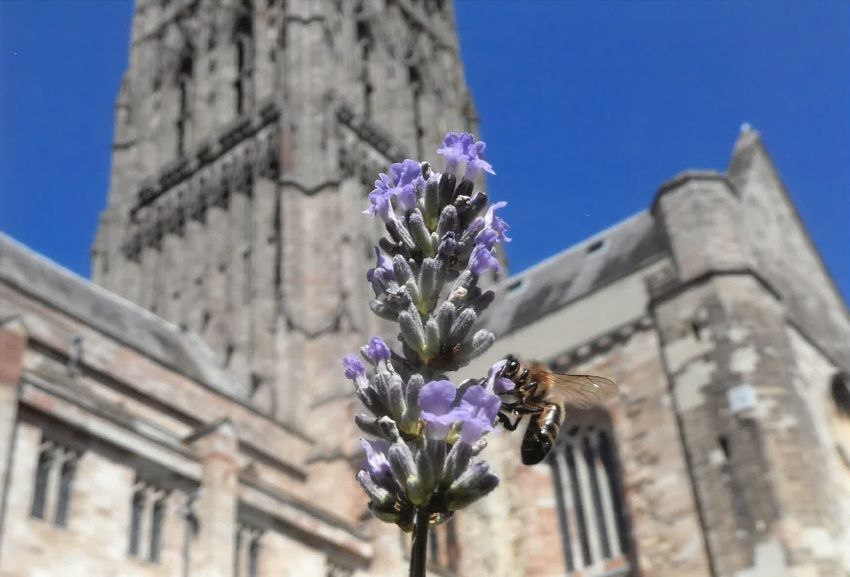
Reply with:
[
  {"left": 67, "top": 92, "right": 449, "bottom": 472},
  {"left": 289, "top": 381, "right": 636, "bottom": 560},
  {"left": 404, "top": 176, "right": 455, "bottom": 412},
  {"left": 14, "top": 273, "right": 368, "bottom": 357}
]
[{"left": 538, "top": 372, "right": 618, "bottom": 410}]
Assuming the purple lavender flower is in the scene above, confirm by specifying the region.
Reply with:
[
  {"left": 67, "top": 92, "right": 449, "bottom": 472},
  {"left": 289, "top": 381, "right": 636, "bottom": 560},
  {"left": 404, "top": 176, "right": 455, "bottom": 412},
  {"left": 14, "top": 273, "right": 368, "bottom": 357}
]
[
  {"left": 437, "top": 132, "right": 474, "bottom": 174},
  {"left": 366, "top": 247, "right": 395, "bottom": 296},
  {"left": 390, "top": 159, "right": 423, "bottom": 211},
  {"left": 468, "top": 244, "right": 501, "bottom": 276},
  {"left": 363, "top": 174, "right": 396, "bottom": 221},
  {"left": 484, "top": 359, "right": 515, "bottom": 394},
  {"left": 463, "top": 140, "right": 495, "bottom": 182},
  {"left": 366, "top": 336, "right": 391, "bottom": 362},
  {"left": 361, "top": 439, "right": 393, "bottom": 481},
  {"left": 418, "top": 380, "right": 461, "bottom": 438},
  {"left": 343, "top": 355, "right": 366, "bottom": 380},
  {"left": 481, "top": 201, "right": 511, "bottom": 244},
  {"left": 456, "top": 385, "right": 501, "bottom": 444}
]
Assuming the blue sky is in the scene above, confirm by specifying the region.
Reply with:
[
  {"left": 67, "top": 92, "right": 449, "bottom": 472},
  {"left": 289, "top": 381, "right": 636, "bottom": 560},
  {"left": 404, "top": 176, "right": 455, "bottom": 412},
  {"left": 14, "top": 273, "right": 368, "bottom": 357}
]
[{"left": 1, "top": 1, "right": 848, "bottom": 301}]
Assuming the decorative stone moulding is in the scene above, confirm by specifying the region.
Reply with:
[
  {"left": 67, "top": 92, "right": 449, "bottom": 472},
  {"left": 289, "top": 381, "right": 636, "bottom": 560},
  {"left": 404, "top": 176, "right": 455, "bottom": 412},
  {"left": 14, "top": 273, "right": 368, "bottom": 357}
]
[
  {"left": 131, "top": 101, "right": 280, "bottom": 215},
  {"left": 336, "top": 104, "right": 409, "bottom": 162},
  {"left": 122, "top": 106, "right": 281, "bottom": 261},
  {"left": 551, "top": 316, "right": 655, "bottom": 371}
]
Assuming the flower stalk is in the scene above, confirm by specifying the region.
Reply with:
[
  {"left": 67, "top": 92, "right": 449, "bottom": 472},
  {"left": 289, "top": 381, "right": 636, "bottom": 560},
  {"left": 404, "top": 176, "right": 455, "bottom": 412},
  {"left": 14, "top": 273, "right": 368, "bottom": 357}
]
[{"left": 346, "top": 132, "right": 512, "bottom": 576}]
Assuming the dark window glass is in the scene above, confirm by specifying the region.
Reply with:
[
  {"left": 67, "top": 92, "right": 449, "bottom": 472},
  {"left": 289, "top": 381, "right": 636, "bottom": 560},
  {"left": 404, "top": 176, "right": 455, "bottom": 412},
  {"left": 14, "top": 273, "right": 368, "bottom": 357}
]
[
  {"left": 149, "top": 498, "right": 165, "bottom": 563},
  {"left": 30, "top": 449, "right": 52, "bottom": 520},
  {"left": 54, "top": 458, "right": 76, "bottom": 528},
  {"left": 128, "top": 491, "right": 144, "bottom": 557}
]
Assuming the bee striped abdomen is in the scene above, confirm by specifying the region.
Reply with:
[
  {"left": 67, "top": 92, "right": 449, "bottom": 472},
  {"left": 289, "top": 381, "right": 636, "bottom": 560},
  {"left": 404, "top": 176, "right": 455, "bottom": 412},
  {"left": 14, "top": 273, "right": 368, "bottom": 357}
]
[{"left": 520, "top": 404, "right": 562, "bottom": 465}]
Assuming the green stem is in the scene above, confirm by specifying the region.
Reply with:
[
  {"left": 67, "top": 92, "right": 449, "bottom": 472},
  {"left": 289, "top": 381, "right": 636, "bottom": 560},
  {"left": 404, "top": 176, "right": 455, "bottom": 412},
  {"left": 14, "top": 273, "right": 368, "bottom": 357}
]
[{"left": 409, "top": 507, "right": 430, "bottom": 577}]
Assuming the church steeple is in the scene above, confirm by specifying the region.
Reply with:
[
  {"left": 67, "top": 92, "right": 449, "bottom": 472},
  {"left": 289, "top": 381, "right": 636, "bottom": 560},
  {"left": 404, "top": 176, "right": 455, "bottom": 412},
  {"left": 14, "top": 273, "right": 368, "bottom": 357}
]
[{"left": 93, "top": 0, "right": 478, "bottom": 421}]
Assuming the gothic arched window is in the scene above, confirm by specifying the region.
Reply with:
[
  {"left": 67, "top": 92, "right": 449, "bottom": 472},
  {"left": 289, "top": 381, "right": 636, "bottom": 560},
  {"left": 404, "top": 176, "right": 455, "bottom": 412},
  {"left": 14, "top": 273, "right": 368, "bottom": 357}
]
[
  {"left": 233, "top": 1, "right": 254, "bottom": 116},
  {"left": 549, "top": 415, "right": 631, "bottom": 575}
]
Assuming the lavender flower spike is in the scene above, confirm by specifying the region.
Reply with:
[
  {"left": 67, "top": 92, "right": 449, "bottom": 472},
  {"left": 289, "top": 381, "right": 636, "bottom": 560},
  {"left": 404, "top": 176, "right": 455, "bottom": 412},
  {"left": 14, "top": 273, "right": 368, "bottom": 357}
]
[{"left": 346, "top": 131, "right": 512, "bottom": 576}]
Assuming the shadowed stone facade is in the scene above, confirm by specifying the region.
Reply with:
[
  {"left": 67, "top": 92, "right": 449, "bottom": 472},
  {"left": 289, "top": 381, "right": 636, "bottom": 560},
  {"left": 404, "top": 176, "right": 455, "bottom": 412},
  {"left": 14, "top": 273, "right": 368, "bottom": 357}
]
[{"left": 1, "top": 1, "right": 849, "bottom": 576}]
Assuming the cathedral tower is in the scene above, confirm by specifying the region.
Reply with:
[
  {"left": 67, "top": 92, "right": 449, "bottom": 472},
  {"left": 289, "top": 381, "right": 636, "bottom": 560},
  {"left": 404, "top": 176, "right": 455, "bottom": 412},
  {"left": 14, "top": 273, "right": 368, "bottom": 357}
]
[{"left": 93, "top": 0, "right": 478, "bottom": 422}]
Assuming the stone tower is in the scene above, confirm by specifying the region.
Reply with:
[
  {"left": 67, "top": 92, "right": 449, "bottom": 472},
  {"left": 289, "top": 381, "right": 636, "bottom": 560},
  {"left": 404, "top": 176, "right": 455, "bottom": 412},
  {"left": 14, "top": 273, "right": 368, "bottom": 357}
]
[{"left": 92, "top": 0, "right": 478, "bottom": 423}]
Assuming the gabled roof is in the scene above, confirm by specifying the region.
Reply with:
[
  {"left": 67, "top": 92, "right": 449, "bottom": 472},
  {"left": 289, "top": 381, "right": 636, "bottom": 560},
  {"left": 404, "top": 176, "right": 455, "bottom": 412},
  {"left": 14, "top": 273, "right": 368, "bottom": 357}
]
[
  {"left": 481, "top": 210, "right": 667, "bottom": 337},
  {"left": 0, "top": 233, "right": 240, "bottom": 395}
]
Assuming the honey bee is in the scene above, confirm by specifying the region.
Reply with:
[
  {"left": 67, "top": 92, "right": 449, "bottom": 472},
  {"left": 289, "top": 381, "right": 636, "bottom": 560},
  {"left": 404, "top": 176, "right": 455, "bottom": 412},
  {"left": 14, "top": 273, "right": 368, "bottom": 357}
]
[{"left": 496, "top": 355, "right": 617, "bottom": 465}]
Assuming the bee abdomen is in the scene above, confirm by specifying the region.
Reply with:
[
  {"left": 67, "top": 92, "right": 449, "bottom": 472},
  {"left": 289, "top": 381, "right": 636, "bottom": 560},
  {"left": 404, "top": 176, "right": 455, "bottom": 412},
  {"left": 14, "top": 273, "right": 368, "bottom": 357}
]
[{"left": 520, "top": 404, "right": 562, "bottom": 465}]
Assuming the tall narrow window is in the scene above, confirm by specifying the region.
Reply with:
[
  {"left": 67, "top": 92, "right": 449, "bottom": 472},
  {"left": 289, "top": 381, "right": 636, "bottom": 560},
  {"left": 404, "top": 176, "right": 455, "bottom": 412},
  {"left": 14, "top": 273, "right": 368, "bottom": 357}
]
[
  {"left": 128, "top": 491, "right": 144, "bottom": 557},
  {"left": 54, "top": 458, "right": 77, "bottom": 527},
  {"left": 356, "top": 19, "right": 373, "bottom": 118},
  {"left": 176, "top": 51, "right": 193, "bottom": 157},
  {"left": 30, "top": 438, "right": 80, "bottom": 528},
  {"left": 128, "top": 480, "right": 168, "bottom": 564},
  {"left": 149, "top": 497, "right": 165, "bottom": 563},
  {"left": 234, "top": 524, "right": 262, "bottom": 577},
  {"left": 30, "top": 445, "right": 52, "bottom": 520},
  {"left": 233, "top": 1, "right": 254, "bottom": 116},
  {"left": 551, "top": 420, "right": 631, "bottom": 575}
]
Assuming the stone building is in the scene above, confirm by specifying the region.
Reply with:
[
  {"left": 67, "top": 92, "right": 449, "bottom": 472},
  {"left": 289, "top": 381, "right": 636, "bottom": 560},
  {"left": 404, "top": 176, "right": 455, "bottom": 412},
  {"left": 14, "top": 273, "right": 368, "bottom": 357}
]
[{"left": 1, "top": 1, "right": 849, "bottom": 576}]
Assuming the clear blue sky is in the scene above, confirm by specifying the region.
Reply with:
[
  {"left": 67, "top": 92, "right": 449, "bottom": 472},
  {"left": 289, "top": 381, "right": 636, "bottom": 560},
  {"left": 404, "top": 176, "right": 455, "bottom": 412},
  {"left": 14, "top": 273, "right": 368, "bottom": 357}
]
[{"left": 1, "top": 1, "right": 848, "bottom": 302}]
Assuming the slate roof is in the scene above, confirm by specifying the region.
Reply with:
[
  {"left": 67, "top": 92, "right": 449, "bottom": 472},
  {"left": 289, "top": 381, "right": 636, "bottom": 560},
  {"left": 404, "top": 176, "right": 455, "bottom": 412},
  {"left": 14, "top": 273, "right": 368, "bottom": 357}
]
[
  {"left": 482, "top": 210, "right": 668, "bottom": 337},
  {"left": 0, "top": 233, "right": 239, "bottom": 396}
]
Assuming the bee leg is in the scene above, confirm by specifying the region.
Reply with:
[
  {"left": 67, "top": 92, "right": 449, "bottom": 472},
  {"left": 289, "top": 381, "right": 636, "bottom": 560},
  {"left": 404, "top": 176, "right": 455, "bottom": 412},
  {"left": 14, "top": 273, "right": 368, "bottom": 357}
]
[{"left": 497, "top": 412, "right": 522, "bottom": 431}]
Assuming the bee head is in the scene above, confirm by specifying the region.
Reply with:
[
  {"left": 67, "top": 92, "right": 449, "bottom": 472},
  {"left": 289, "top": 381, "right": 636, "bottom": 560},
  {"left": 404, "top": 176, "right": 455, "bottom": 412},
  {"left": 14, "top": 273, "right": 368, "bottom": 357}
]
[{"left": 503, "top": 354, "right": 520, "bottom": 378}]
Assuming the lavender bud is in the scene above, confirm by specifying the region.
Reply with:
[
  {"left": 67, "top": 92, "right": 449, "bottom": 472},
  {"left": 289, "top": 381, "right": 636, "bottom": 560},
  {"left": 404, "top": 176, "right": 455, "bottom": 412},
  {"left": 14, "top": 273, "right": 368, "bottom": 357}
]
[
  {"left": 446, "top": 462, "right": 499, "bottom": 511},
  {"left": 454, "top": 179, "right": 474, "bottom": 202},
  {"left": 448, "top": 308, "right": 477, "bottom": 347},
  {"left": 409, "top": 211, "right": 434, "bottom": 256},
  {"left": 356, "top": 386, "right": 385, "bottom": 415},
  {"left": 438, "top": 172, "right": 457, "bottom": 208},
  {"left": 378, "top": 237, "right": 397, "bottom": 255},
  {"left": 369, "top": 502, "right": 405, "bottom": 525},
  {"left": 378, "top": 416, "right": 401, "bottom": 441},
  {"left": 386, "top": 374, "right": 406, "bottom": 419},
  {"left": 357, "top": 470, "right": 394, "bottom": 507},
  {"left": 441, "top": 440, "right": 472, "bottom": 488},
  {"left": 437, "top": 232, "right": 457, "bottom": 261},
  {"left": 385, "top": 285, "right": 412, "bottom": 310},
  {"left": 423, "top": 174, "right": 440, "bottom": 225},
  {"left": 466, "top": 191, "right": 488, "bottom": 218},
  {"left": 403, "top": 374, "right": 424, "bottom": 423},
  {"left": 355, "top": 414, "right": 383, "bottom": 437},
  {"left": 370, "top": 299, "right": 399, "bottom": 321},
  {"left": 435, "top": 301, "right": 456, "bottom": 343},
  {"left": 398, "top": 309, "right": 426, "bottom": 355},
  {"left": 392, "top": 254, "right": 414, "bottom": 285},
  {"left": 448, "top": 286, "right": 468, "bottom": 308},
  {"left": 389, "top": 442, "right": 426, "bottom": 505},
  {"left": 450, "top": 269, "right": 475, "bottom": 296},
  {"left": 387, "top": 218, "right": 417, "bottom": 252},
  {"left": 437, "top": 204, "right": 458, "bottom": 239},
  {"left": 468, "top": 289, "right": 496, "bottom": 314},
  {"left": 416, "top": 444, "right": 436, "bottom": 496},
  {"left": 470, "top": 329, "right": 495, "bottom": 356},
  {"left": 418, "top": 258, "right": 445, "bottom": 310},
  {"left": 424, "top": 318, "right": 440, "bottom": 360}
]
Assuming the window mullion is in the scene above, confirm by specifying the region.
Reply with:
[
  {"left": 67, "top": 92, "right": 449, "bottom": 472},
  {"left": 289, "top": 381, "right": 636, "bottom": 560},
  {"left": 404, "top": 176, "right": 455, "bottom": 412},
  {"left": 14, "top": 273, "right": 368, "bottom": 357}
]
[{"left": 562, "top": 440, "right": 587, "bottom": 570}]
